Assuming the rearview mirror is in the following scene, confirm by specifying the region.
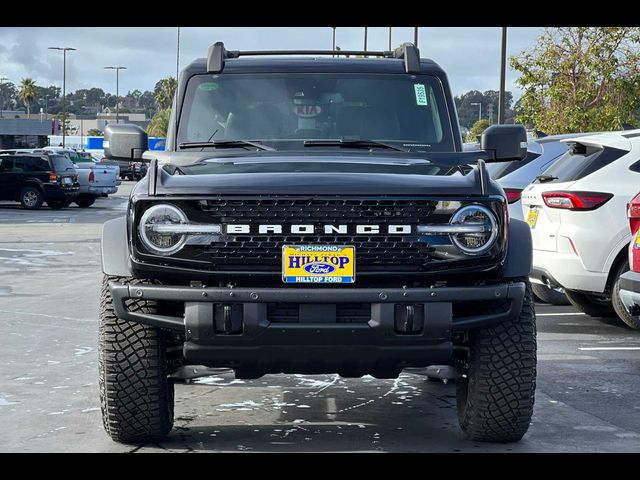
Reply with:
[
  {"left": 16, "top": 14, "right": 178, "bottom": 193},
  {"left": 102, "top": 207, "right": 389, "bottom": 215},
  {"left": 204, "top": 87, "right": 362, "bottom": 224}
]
[
  {"left": 480, "top": 125, "right": 527, "bottom": 162},
  {"left": 104, "top": 124, "right": 148, "bottom": 161}
]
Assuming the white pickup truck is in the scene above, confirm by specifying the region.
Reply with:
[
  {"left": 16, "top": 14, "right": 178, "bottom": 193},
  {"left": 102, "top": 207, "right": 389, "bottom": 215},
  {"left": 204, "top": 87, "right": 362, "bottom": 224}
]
[{"left": 38, "top": 148, "right": 120, "bottom": 208}]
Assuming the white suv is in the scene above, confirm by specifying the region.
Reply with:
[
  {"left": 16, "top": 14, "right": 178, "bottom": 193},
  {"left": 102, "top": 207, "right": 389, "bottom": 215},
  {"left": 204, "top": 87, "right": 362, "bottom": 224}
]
[{"left": 521, "top": 130, "right": 640, "bottom": 328}]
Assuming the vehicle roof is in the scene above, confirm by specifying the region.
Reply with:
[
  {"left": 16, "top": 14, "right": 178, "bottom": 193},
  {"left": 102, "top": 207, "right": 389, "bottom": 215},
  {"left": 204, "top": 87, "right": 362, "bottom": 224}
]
[{"left": 183, "top": 56, "right": 447, "bottom": 76}]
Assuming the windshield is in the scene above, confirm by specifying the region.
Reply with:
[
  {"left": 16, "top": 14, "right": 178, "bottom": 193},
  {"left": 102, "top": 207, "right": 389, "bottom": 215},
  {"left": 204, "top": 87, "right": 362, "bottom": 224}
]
[{"left": 177, "top": 73, "right": 454, "bottom": 152}]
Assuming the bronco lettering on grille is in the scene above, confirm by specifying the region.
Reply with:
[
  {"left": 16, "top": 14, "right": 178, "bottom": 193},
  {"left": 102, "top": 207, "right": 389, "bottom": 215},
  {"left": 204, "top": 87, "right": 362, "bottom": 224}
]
[{"left": 224, "top": 224, "right": 412, "bottom": 235}]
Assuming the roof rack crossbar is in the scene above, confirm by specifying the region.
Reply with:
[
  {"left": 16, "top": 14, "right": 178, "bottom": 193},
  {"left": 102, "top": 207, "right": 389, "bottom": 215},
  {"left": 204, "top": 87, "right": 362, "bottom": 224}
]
[{"left": 206, "top": 42, "right": 421, "bottom": 74}]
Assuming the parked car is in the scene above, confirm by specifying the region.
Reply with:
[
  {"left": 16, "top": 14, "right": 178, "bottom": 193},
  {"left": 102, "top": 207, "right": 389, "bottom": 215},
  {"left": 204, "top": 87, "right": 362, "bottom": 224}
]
[
  {"left": 0, "top": 153, "right": 79, "bottom": 209},
  {"left": 521, "top": 130, "right": 640, "bottom": 328},
  {"left": 615, "top": 191, "right": 640, "bottom": 329},
  {"left": 37, "top": 148, "right": 120, "bottom": 207}
]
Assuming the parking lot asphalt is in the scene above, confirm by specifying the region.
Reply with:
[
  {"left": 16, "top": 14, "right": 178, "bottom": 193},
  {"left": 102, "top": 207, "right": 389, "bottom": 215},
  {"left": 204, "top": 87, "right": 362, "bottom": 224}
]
[{"left": 1, "top": 183, "right": 639, "bottom": 452}]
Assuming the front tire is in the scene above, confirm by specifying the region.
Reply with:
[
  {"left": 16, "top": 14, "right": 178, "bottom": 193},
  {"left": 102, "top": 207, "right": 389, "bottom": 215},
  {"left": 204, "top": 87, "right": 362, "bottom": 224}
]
[
  {"left": 99, "top": 275, "right": 174, "bottom": 443},
  {"left": 611, "top": 260, "right": 640, "bottom": 329},
  {"left": 565, "top": 289, "right": 616, "bottom": 318},
  {"left": 456, "top": 278, "right": 537, "bottom": 442},
  {"left": 532, "top": 283, "right": 569, "bottom": 305}
]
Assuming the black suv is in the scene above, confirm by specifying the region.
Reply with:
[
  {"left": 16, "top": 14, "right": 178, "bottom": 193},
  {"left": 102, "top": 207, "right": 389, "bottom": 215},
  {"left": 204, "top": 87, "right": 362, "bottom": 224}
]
[
  {"left": 100, "top": 42, "right": 536, "bottom": 444},
  {"left": 0, "top": 153, "right": 79, "bottom": 209}
]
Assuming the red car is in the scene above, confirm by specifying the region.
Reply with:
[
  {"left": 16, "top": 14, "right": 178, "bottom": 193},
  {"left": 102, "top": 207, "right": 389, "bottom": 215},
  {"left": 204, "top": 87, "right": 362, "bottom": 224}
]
[{"left": 615, "top": 191, "right": 640, "bottom": 329}]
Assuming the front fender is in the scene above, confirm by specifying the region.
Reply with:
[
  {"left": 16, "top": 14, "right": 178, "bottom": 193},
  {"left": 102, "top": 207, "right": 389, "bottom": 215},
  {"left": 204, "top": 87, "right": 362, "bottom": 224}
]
[
  {"left": 101, "top": 215, "right": 132, "bottom": 277},
  {"left": 502, "top": 219, "right": 532, "bottom": 279}
]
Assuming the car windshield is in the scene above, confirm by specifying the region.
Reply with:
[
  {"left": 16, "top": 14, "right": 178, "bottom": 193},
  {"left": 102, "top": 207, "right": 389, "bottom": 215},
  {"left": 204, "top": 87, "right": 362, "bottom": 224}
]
[
  {"left": 177, "top": 73, "right": 455, "bottom": 152},
  {"left": 50, "top": 154, "right": 76, "bottom": 172}
]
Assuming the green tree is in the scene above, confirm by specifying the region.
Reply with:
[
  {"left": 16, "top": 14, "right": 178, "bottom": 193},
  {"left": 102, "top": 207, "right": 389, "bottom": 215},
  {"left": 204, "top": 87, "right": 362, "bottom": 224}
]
[
  {"left": 511, "top": 27, "right": 640, "bottom": 134},
  {"left": 465, "top": 119, "right": 491, "bottom": 143},
  {"left": 154, "top": 77, "right": 177, "bottom": 111},
  {"left": 17, "top": 78, "right": 38, "bottom": 118},
  {"left": 147, "top": 109, "right": 171, "bottom": 137}
]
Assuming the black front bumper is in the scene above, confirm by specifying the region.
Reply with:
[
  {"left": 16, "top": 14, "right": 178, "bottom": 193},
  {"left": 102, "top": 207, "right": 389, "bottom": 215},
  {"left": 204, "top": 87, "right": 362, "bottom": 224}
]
[{"left": 109, "top": 282, "right": 525, "bottom": 378}]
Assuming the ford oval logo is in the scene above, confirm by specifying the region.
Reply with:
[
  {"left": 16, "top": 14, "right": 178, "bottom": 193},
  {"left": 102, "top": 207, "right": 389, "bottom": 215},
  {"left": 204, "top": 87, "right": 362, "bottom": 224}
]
[{"left": 304, "top": 263, "right": 335, "bottom": 274}]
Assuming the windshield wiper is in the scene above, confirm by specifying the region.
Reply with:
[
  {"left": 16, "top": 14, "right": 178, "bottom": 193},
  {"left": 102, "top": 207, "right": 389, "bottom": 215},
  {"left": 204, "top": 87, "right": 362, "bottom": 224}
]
[
  {"left": 178, "top": 140, "right": 275, "bottom": 151},
  {"left": 303, "top": 139, "right": 407, "bottom": 152},
  {"left": 535, "top": 174, "right": 558, "bottom": 183}
]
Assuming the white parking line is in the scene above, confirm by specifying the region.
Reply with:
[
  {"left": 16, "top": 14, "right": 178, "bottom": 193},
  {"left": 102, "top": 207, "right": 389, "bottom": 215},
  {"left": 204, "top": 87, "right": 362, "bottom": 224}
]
[
  {"left": 578, "top": 347, "right": 640, "bottom": 351},
  {"left": 537, "top": 312, "right": 587, "bottom": 316}
]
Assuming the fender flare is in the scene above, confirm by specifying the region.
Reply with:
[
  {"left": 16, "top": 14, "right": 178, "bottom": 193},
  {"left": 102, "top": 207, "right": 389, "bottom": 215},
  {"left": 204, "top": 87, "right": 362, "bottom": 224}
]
[
  {"left": 101, "top": 216, "right": 132, "bottom": 276},
  {"left": 502, "top": 219, "right": 532, "bottom": 278}
]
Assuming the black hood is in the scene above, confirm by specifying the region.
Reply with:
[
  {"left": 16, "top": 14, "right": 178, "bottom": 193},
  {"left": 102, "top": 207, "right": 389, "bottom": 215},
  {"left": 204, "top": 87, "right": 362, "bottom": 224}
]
[{"left": 144, "top": 152, "right": 499, "bottom": 197}]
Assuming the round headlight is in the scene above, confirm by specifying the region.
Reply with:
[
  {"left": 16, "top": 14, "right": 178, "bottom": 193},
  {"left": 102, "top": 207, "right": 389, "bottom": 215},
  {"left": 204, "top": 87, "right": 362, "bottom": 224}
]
[
  {"left": 139, "top": 204, "right": 188, "bottom": 255},
  {"left": 449, "top": 204, "right": 498, "bottom": 255}
]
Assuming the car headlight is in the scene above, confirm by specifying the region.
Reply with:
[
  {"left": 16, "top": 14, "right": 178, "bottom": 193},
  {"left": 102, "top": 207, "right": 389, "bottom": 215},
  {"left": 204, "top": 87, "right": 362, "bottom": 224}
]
[
  {"left": 448, "top": 204, "right": 498, "bottom": 255},
  {"left": 138, "top": 204, "right": 188, "bottom": 255}
]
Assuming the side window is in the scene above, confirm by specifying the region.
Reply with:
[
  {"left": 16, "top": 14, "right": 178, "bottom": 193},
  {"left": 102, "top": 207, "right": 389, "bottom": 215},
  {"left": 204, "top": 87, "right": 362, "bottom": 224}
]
[
  {"left": 26, "top": 158, "right": 50, "bottom": 171},
  {"left": 12, "top": 158, "right": 26, "bottom": 172},
  {"left": 0, "top": 158, "right": 15, "bottom": 172}
]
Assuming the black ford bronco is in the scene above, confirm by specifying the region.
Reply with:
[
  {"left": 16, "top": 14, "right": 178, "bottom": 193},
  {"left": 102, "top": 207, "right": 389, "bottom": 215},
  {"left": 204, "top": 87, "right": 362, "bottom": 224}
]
[{"left": 99, "top": 42, "right": 536, "bottom": 444}]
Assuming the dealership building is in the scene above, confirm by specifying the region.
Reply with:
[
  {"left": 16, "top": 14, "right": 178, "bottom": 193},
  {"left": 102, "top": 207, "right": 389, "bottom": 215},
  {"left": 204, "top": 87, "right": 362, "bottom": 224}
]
[{"left": 0, "top": 118, "right": 58, "bottom": 149}]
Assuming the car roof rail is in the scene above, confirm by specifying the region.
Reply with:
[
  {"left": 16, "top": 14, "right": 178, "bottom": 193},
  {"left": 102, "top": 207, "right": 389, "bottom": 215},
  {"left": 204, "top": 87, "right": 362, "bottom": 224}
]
[{"left": 207, "top": 41, "right": 421, "bottom": 74}]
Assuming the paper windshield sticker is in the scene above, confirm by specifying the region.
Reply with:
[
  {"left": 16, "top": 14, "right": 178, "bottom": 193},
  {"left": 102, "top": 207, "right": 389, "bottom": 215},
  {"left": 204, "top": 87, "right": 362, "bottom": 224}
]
[
  {"left": 414, "top": 84, "right": 428, "bottom": 106},
  {"left": 198, "top": 82, "right": 219, "bottom": 91}
]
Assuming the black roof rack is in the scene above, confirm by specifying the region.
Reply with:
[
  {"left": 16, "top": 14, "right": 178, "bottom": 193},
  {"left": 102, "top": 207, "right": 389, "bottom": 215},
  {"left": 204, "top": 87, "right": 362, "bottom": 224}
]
[{"left": 207, "top": 41, "right": 421, "bottom": 75}]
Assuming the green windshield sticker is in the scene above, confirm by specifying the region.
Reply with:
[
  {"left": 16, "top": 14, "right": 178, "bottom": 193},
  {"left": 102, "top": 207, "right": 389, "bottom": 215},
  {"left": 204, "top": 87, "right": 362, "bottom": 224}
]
[
  {"left": 414, "top": 84, "right": 428, "bottom": 106},
  {"left": 198, "top": 82, "right": 219, "bottom": 91}
]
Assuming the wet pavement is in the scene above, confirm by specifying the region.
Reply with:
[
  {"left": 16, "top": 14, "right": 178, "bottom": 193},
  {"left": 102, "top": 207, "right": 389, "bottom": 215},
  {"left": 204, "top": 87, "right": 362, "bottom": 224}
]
[{"left": 1, "top": 183, "right": 639, "bottom": 452}]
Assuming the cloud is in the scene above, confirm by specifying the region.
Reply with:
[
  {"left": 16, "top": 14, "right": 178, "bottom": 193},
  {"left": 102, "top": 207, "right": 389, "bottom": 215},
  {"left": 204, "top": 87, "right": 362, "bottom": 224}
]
[{"left": 0, "top": 27, "right": 542, "bottom": 98}]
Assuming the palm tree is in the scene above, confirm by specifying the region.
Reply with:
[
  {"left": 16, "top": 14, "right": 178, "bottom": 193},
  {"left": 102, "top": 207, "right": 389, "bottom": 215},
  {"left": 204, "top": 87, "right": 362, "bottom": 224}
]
[
  {"left": 155, "top": 77, "right": 177, "bottom": 111},
  {"left": 17, "top": 78, "right": 37, "bottom": 119}
]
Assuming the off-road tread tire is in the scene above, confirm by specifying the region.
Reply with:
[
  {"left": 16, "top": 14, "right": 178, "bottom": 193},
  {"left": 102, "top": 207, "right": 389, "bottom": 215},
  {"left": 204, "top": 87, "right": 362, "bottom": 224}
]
[
  {"left": 456, "top": 278, "right": 537, "bottom": 442},
  {"left": 99, "top": 275, "right": 174, "bottom": 444},
  {"left": 565, "top": 289, "right": 616, "bottom": 318},
  {"left": 611, "top": 260, "right": 640, "bottom": 330},
  {"left": 531, "top": 283, "right": 569, "bottom": 305}
]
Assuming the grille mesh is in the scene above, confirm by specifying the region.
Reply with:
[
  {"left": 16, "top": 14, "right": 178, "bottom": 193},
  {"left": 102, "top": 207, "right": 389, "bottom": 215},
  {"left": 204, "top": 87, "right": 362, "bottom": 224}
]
[{"left": 193, "top": 198, "right": 447, "bottom": 271}]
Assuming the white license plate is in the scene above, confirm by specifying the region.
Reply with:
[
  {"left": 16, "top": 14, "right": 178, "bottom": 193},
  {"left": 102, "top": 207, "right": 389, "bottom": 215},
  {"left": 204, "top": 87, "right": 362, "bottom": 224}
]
[{"left": 63, "top": 177, "right": 73, "bottom": 185}]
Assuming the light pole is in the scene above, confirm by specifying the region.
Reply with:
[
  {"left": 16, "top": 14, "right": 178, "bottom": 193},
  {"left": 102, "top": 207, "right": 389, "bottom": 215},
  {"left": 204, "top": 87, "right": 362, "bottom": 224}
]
[
  {"left": 331, "top": 27, "right": 336, "bottom": 57},
  {"left": 0, "top": 76, "right": 8, "bottom": 118},
  {"left": 414, "top": 27, "right": 419, "bottom": 48},
  {"left": 176, "top": 27, "right": 181, "bottom": 81},
  {"left": 471, "top": 102, "right": 482, "bottom": 123},
  {"left": 364, "top": 27, "right": 368, "bottom": 53},
  {"left": 48, "top": 47, "right": 76, "bottom": 147},
  {"left": 104, "top": 66, "right": 127, "bottom": 124},
  {"left": 388, "top": 27, "right": 392, "bottom": 50}
]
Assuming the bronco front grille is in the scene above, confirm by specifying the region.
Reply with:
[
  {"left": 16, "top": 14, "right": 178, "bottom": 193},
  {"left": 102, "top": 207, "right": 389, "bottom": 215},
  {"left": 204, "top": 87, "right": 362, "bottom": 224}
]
[{"left": 194, "top": 197, "right": 450, "bottom": 272}]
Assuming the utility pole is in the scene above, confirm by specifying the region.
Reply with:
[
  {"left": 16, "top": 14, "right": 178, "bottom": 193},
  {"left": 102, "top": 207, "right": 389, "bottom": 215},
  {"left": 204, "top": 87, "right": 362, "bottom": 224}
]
[
  {"left": 104, "top": 66, "right": 127, "bottom": 124},
  {"left": 48, "top": 47, "right": 76, "bottom": 147},
  {"left": 0, "top": 76, "right": 8, "bottom": 118},
  {"left": 414, "top": 27, "right": 419, "bottom": 48},
  {"left": 487, "top": 103, "right": 494, "bottom": 124},
  {"left": 498, "top": 27, "right": 507, "bottom": 124},
  {"left": 388, "top": 27, "right": 392, "bottom": 50}
]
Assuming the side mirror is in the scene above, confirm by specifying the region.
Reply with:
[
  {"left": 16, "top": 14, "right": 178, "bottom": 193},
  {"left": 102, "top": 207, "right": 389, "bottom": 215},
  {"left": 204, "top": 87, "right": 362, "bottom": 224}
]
[
  {"left": 480, "top": 124, "right": 527, "bottom": 162},
  {"left": 103, "top": 124, "right": 148, "bottom": 161}
]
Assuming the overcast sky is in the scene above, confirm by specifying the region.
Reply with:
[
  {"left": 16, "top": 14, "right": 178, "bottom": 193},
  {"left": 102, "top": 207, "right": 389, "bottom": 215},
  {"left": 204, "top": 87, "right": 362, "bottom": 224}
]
[{"left": 0, "top": 27, "right": 543, "bottom": 99}]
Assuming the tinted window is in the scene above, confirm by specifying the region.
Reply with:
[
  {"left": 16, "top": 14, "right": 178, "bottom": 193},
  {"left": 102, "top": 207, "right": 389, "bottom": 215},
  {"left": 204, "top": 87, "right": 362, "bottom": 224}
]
[
  {"left": 0, "top": 158, "right": 12, "bottom": 172},
  {"left": 50, "top": 155, "right": 76, "bottom": 173},
  {"left": 537, "top": 145, "right": 627, "bottom": 183},
  {"left": 488, "top": 151, "right": 541, "bottom": 180},
  {"left": 178, "top": 73, "right": 455, "bottom": 152},
  {"left": 23, "top": 157, "right": 51, "bottom": 172}
]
